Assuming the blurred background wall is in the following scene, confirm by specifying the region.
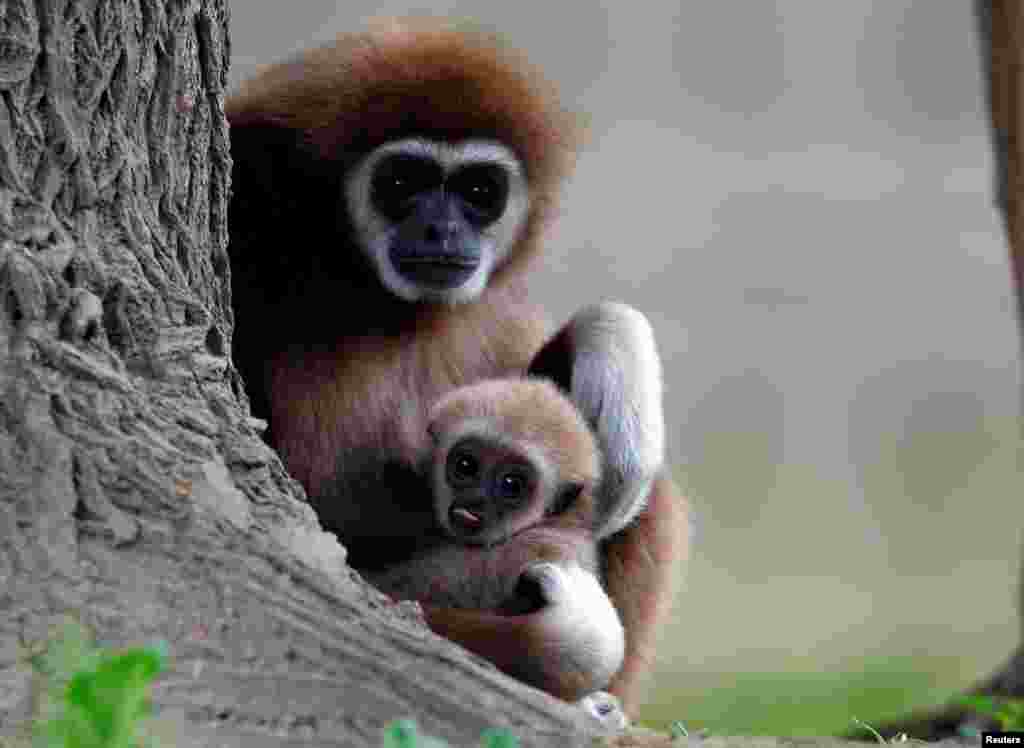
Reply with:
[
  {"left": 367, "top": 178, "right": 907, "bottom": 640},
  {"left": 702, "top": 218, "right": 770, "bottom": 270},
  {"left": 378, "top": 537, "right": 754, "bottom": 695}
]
[{"left": 227, "top": 0, "right": 1023, "bottom": 730}]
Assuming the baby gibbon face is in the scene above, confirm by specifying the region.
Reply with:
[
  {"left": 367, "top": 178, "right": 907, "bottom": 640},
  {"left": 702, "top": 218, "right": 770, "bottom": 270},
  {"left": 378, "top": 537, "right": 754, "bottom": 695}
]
[
  {"left": 346, "top": 138, "right": 531, "bottom": 304},
  {"left": 426, "top": 378, "right": 602, "bottom": 546},
  {"left": 434, "top": 431, "right": 550, "bottom": 545}
]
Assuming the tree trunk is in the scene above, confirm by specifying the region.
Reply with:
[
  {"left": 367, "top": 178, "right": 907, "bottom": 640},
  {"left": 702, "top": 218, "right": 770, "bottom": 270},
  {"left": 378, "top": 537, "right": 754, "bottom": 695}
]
[
  {"left": 988, "top": 0, "right": 1024, "bottom": 325},
  {"left": 956, "top": 0, "right": 1024, "bottom": 711},
  {"left": 0, "top": 2, "right": 607, "bottom": 745},
  {"left": 975, "top": 0, "right": 1024, "bottom": 705},
  {"left": 859, "top": 2, "right": 1024, "bottom": 740}
]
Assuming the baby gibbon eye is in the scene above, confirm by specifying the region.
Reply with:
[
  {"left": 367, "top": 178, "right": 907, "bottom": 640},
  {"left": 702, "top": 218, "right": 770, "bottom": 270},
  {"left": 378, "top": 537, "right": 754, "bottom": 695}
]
[
  {"left": 446, "top": 448, "right": 480, "bottom": 486},
  {"left": 494, "top": 467, "right": 530, "bottom": 503}
]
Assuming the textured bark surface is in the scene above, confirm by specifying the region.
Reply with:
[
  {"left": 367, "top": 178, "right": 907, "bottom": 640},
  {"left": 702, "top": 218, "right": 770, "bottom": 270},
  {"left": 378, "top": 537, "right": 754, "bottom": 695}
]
[{"left": 0, "top": 2, "right": 610, "bottom": 745}]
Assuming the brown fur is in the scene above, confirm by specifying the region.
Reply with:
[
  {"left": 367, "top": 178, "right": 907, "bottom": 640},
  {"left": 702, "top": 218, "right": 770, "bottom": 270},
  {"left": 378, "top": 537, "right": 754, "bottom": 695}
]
[
  {"left": 264, "top": 291, "right": 550, "bottom": 499},
  {"left": 429, "top": 377, "right": 602, "bottom": 494},
  {"left": 423, "top": 599, "right": 595, "bottom": 701},
  {"left": 227, "top": 18, "right": 688, "bottom": 712},
  {"left": 366, "top": 522, "right": 615, "bottom": 701},
  {"left": 228, "top": 18, "right": 581, "bottom": 290},
  {"left": 229, "top": 20, "right": 578, "bottom": 505},
  {"left": 603, "top": 474, "right": 688, "bottom": 707}
]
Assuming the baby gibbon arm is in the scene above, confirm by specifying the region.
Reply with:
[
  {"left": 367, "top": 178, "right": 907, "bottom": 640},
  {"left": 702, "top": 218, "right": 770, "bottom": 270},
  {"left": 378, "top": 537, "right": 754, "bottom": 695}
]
[{"left": 423, "top": 561, "right": 625, "bottom": 702}]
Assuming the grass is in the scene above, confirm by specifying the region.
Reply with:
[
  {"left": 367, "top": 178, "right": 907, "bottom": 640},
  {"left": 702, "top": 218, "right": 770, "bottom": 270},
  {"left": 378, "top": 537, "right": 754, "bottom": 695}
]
[
  {"left": 638, "top": 656, "right": 965, "bottom": 737},
  {"left": 960, "top": 694, "right": 1024, "bottom": 733},
  {"left": 14, "top": 618, "right": 1015, "bottom": 746}
]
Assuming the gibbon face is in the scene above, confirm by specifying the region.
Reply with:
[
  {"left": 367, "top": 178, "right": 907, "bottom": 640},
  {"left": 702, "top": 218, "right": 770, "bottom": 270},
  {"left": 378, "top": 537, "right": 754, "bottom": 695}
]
[
  {"left": 228, "top": 19, "right": 580, "bottom": 309},
  {"left": 432, "top": 427, "right": 553, "bottom": 546},
  {"left": 346, "top": 138, "right": 531, "bottom": 303},
  {"left": 426, "top": 378, "right": 602, "bottom": 546}
]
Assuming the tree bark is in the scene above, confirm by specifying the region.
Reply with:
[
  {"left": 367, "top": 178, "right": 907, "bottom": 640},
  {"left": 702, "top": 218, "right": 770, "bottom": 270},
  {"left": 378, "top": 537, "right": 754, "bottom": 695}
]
[
  {"left": 0, "top": 2, "right": 608, "bottom": 745},
  {"left": 988, "top": 0, "right": 1024, "bottom": 325}
]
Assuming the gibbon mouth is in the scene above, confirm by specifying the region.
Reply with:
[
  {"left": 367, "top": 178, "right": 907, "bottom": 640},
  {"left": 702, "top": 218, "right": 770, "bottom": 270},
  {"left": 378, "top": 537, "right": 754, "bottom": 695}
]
[
  {"left": 396, "top": 256, "right": 479, "bottom": 287},
  {"left": 398, "top": 255, "right": 478, "bottom": 267},
  {"left": 449, "top": 505, "right": 483, "bottom": 532}
]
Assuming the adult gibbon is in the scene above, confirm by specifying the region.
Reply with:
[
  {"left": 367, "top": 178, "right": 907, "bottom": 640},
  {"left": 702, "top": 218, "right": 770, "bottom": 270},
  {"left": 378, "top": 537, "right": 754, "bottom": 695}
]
[{"left": 227, "top": 18, "right": 689, "bottom": 711}]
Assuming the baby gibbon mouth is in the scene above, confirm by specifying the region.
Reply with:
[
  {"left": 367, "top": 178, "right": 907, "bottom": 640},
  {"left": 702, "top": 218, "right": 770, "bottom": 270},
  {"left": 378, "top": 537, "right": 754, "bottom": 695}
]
[{"left": 450, "top": 505, "right": 483, "bottom": 532}]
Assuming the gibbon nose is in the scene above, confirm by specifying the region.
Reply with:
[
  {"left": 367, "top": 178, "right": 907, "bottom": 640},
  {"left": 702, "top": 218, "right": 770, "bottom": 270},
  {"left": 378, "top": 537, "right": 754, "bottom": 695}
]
[{"left": 423, "top": 220, "right": 459, "bottom": 247}]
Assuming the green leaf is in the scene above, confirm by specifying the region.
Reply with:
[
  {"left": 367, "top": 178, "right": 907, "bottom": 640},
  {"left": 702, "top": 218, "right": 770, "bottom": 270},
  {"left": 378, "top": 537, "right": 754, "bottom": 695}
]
[
  {"left": 479, "top": 727, "right": 519, "bottom": 748},
  {"left": 383, "top": 720, "right": 424, "bottom": 748}
]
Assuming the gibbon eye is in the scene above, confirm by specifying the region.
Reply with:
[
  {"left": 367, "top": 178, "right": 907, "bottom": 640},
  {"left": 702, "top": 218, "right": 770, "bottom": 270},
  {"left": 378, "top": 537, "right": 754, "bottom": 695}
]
[
  {"left": 447, "top": 448, "right": 480, "bottom": 485},
  {"left": 448, "top": 163, "right": 510, "bottom": 226},
  {"left": 371, "top": 154, "right": 443, "bottom": 221},
  {"left": 495, "top": 468, "right": 528, "bottom": 502}
]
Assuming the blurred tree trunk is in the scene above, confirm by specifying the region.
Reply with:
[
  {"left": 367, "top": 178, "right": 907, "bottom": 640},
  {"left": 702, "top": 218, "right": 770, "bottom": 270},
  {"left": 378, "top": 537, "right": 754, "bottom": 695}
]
[
  {"left": 862, "top": 1, "right": 1024, "bottom": 740},
  {"left": 0, "top": 2, "right": 603, "bottom": 745},
  {"left": 961, "top": 0, "right": 1024, "bottom": 710},
  {"left": 959, "top": 0, "right": 1024, "bottom": 714},
  {"left": 980, "top": 1, "right": 1024, "bottom": 694},
  {"left": 988, "top": 0, "right": 1024, "bottom": 325}
]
